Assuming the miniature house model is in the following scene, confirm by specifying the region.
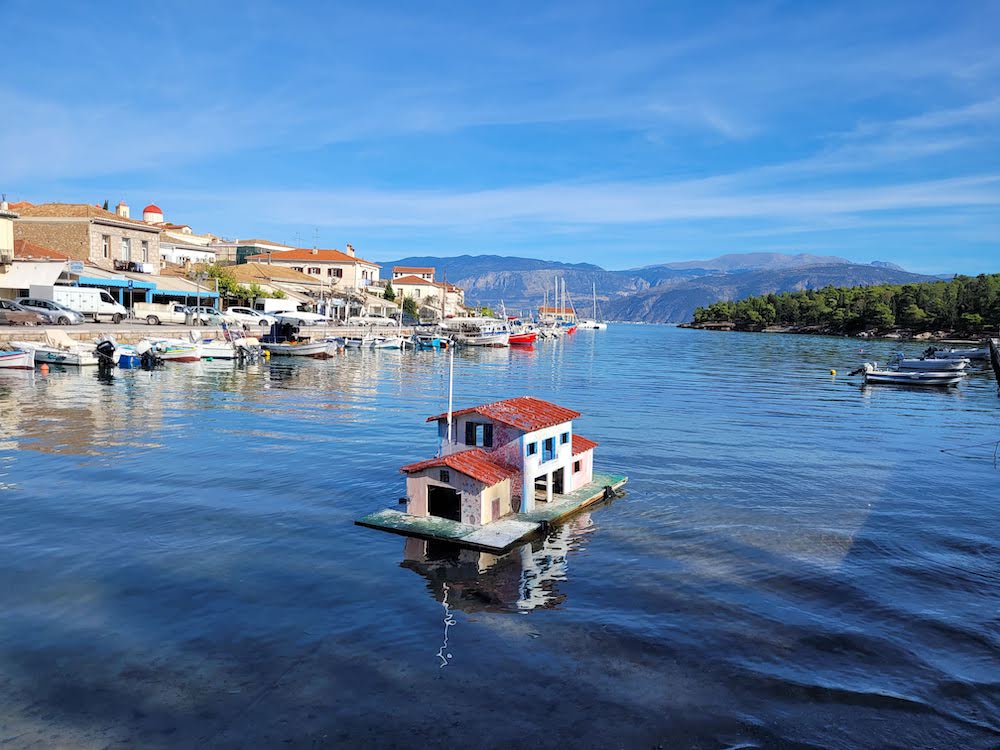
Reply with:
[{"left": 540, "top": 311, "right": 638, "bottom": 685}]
[{"left": 400, "top": 397, "right": 598, "bottom": 526}]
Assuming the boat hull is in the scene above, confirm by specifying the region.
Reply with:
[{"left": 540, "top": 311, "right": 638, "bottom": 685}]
[
  {"left": 0, "top": 350, "right": 34, "bottom": 369},
  {"left": 895, "top": 358, "right": 968, "bottom": 371},
  {"left": 9, "top": 342, "right": 99, "bottom": 366},
  {"left": 509, "top": 332, "right": 538, "bottom": 345},
  {"left": 261, "top": 341, "right": 335, "bottom": 358},
  {"left": 864, "top": 371, "right": 963, "bottom": 386}
]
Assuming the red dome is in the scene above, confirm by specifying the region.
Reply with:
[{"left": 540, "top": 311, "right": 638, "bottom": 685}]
[{"left": 143, "top": 204, "right": 162, "bottom": 214}]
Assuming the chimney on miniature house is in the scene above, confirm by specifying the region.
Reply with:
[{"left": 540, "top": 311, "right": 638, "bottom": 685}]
[
  {"left": 345, "top": 243, "right": 355, "bottom": 257},
  {"left": 116, "top": 201, "right": 130, "bottom": 219}
]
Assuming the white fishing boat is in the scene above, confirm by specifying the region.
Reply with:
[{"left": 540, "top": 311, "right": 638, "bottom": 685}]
[
  {"left": 372, "top": 335, "right": 404, "bottom": 349},
  {"left": 440, "top": 318, "right": 510, "bottom": 347},
  {"left": 890, "top": 353, "right": 969, "bottom": 371},
  {"left": 0, "top": 348, "right": 34, "bottom": 369},
  {"left": 343, "top": 334, "right": 376, "bottom": 348},
  {"left": 857, "top": 363, "right": 964, "bottom": 386},
  {"left": 261, "top": 339, "right": 335, "bottom": 358},
  {"left": 146, "top": 338, "right": 202, "bottom": 363},
  {"left": 10, "top": 331, "right": 99, "bottom": 367},
  {"left": 925, "top": 345, "right": 990, "bottom": 361}
]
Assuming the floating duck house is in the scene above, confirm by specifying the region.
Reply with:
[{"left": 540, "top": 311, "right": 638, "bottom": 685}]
[{"left": 356, "top": 396, "right": 627, "bottom": 552}]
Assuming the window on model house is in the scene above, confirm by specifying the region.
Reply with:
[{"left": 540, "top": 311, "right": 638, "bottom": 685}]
[
  {"left": 465, "top": 422, "right": 493, "bottom": 448},
  {"left": 573, "top": 460, "right": 581, "bottom": 473},
  {"left": 543, "top": 437, "right": 555, "bottom": 462},
  {"left": 526, "top": 442, "right": 538, "bottom": 457},
  {"left": 439, "top": 470, "right": 450, "bottom": 483},
  {"left": 102, "top": 235, "right": 111, "bottom": 258},
  {"left": 560, "top": 432, "right": 569, "bottom": 445}
]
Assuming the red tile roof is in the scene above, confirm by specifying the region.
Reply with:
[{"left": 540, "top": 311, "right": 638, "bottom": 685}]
[
  {"left": 13, "top": 239, "right": 70, "bottom": 261},
  {"left": 427, "top": 396, "right": 581, "bottom": 433},
  {"left": 391, "top": 274, "right": 436, "bottom": 285},
  {"left": 244, "top": 247, "right": 380, "bottom": 266},
  {"left": 572, "top": 434, "right": 598, "bottom": 455},
  {"left": 393, "top": 266, "right": 435, "bottom": 274},
  {"left": 401, "top": 448, "right": 519, "bottom": 486}
]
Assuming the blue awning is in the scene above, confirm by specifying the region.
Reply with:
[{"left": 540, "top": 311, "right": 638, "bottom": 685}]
[
  {"left": 77, "top": 276, "right": 156, "bottom": 289},
  {"left": 152, "top": 289, "right": 220, "bottom": 298}
]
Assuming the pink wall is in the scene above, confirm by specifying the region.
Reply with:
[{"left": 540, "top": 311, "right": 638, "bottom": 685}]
[{"left": 570, "top": 449, "right": 594, "bottom": 491}]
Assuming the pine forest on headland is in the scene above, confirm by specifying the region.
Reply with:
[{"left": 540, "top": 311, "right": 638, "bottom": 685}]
[{"left": 690, "top": 274, "right": 1000, "bottom": 336}]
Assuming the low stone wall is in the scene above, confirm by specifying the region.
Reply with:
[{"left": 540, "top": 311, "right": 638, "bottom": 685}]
[{"left": 0, "top": 325, "right": 413, "bottom": 346}]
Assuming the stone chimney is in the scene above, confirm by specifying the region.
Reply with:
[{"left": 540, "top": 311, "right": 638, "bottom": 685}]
[
  {"left": 311, "top": 248, "right": 318, "bottom": 255},
  {"left": 345, "top": 243, "right": 355, "bottom": 257},
  {"left": 116, "top": 201, "right": 130, "bottom": 219}
]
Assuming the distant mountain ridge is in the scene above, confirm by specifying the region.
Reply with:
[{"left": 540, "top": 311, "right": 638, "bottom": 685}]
[{"left": 379, "top": 253, "right": 943, "bottom": 322}]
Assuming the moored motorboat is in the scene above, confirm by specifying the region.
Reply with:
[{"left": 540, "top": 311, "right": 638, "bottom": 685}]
[
  {"left": 147, "top": 339, "right": 202, "bottom": 362},
  {"left": 925, "top": 345, "right": 990, "bottom": 361},
  {"left": 372, "top": 335, "right": 404, "bottom": 349},
  {"left": 343, "top": 334, "right": 375, "bottom": 348},
  {"left": 10, "top": 331, "right": 99, "bottom": 366},
  {"left": 890, "top": 353, "right": 969, "bottom": 371},
  {"left": 261, "top": 339, "right": 334, "bottom": 358},
  {"left": 440, "top": 318, "right": 510, "bottom": 347},
  {"left": 856, "top": 362, "right": 964, "bottom": 386},
  {"left": 0, "top": 347, "right": 34, "bottom": 369}
]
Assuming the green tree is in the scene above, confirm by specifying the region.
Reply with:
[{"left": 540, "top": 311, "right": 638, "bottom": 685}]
[
  {"left": 383, "top": 281, "right": 396, "bottom": 302},
  {"left": 402, "top": 295, "right": 418, "bottom": 318}
]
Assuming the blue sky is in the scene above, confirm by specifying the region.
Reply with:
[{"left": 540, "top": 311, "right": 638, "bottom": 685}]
[{"left": 4, "top": 1, "right": 1000, "bottom": 273}]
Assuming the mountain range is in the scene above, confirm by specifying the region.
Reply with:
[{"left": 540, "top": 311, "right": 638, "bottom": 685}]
[{"left": 381, "top": 253, "right": 941, "bottom": 323}]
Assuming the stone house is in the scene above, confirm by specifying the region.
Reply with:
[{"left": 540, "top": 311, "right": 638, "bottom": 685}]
[
  {"left": 12, "top": 201, "right": 161, "bottom": 273},
  {"left": 243, "top": 244, "right": 381, "bottom": 294}
]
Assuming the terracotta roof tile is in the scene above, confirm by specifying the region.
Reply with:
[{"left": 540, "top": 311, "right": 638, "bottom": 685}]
[
  {"left": 391, "top": 274, "right": 437, "bottom": 285},
  {"left": 244, "top": 247, "right": 380, "bottom": 266},
  {"left": 393, "top": 266, "right": 435, "bottom": 273},
  {"left": 227, "top": 262, "right": 320, "bottom": 284},
  {"left": 12, "top": 239, "right": 70, "bottom": 261},
  {"left": 427, "top": 396, "right": 581, "bottom": 433},
  {"left": 572, "top": 434, "right": 598, "bottom": 455},
  {"left": 401, "top": 448, "right": 519, "bottom": 486},
  {"left": 15, "top": 202, "right": 159, "bottom": 231}
]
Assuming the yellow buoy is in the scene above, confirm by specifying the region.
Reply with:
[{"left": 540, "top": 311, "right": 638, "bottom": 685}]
[{"left": 830, "top": 369, "right": 837, "bottom": 376}]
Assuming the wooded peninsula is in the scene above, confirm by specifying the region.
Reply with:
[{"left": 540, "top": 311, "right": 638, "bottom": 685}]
[{"left": 687, "top": 273, "right": 1000, "bottom": 337}]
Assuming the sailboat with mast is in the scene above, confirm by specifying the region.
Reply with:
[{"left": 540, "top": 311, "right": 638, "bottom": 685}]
[{"left": 577, "top": 283, "right": 608, "bottom": 330}]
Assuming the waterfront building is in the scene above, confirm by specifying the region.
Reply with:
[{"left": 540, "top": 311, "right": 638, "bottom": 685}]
[
  {"left": 392, "top": 266, "right": 435, "bottom": 282},
  {"left": 13, "top": 201, "right": 161, "bottom": 274},
  {"left": 0, "top": 239, "right": 69, "bottom": 299},
  {"left": 213, "top": 238, "right": 295, "bottom": 265},
  {"left": 390, "top": 273, "right": 466, "bottom": 319},
  {"left": 538, "top": 305, "right": 577, "bottom": 324},
  {"left": 140, "top": 203, "right": 220, "bottom": 266},
  {"left": 243, "top": 244, "right": 381, "bottom": 294},
  {"left": 400, "top": 397, "right": 597, "bottom": 525}
]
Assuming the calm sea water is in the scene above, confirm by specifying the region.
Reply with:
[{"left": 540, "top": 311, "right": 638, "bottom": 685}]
[{"left": 0, "top": 326, "right": 997, "bottom": 749}]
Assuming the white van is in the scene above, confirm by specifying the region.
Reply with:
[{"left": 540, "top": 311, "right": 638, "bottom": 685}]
[
  {"left": 253, "top": 297, "right": 300, "bottom": 315},
  {"left": 29, "top": 285, "right": 129, "bottom": 323}
]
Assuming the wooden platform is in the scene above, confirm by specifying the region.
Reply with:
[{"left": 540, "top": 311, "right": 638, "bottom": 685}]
[{"left": 355, "top": 472, "right": 628, "bottom": 552}]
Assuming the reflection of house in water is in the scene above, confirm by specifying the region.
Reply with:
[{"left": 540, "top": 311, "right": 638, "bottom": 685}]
[{"left": 401, "top": 513, "right": 596, "bottom": 613}]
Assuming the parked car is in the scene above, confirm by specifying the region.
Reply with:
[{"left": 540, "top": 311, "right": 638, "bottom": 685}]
[
  {"left": 274, "top": 311, "right": 331, "bottom": 326},
  {"left": 348, "top": 314, "right": 397, "bottom": 327},
  {"left": 134, "top": 302, "right": 192, "bottom": 326},
  {"left": 225, "top": 306, "right": 278, "bottom": 328},
  {"left": 188, "top": 306, "right": 238, "bottom": 325},
  {"left": 0, "top": 299, "right": 50, "bottom": 325},
  {"left": 14, "top": 297, "right": 85, "bottom": 325}
]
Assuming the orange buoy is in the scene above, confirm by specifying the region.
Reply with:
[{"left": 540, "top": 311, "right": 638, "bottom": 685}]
[{"left": 39, "top": 363, "right": 49, "bottom": 373}]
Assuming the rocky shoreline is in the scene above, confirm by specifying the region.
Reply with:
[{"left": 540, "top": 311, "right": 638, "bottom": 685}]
[{"left": 678, "top": 320, "right": 984, "bottom": 344}]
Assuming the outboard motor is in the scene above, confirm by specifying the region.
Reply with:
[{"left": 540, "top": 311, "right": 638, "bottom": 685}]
[
  {"left": 96, "top": 336, "right": 117, "bottom": 369},
  {"left": 135, "top": 340, "right": 160, "bottom": 370}
]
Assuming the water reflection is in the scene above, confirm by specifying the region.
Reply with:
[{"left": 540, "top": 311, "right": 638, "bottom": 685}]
[{"left": 401, "top": 512, "right": 597, "bottom": 613}]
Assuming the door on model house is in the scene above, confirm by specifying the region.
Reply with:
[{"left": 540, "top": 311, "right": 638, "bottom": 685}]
[
  {"left": 552, "top": 467, "right": 565, "bottom": 495},
  {"left": 427, "top": 486, "right": 462, "bottom": 522}
]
